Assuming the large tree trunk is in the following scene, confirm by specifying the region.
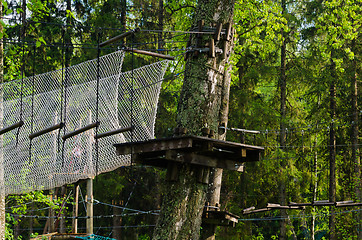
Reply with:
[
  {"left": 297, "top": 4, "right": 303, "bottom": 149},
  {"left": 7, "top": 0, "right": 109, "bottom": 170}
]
[
  {"left": 329, "top": 57, "right": 336, "bottom": 240},
  {"left": 158, "top": 0, "right": 164, "bottom": 52},
  {"left": 279, "top": 0, "right": 287, "bottom": 238},
  {"left": 153, "top": 0, "right": 235, "bottom": 239},
  {"left": 351, "top": 40, "right": 361, "bottom": 239}
]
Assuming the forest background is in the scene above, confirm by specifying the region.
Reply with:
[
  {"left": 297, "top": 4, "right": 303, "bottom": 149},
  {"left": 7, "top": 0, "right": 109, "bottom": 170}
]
[{"left": 1, "top": 0, "right": 361, "bottom": 239}]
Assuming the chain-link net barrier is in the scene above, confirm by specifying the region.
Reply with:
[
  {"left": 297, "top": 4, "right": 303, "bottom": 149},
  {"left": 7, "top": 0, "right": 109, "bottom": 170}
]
[{"left": 0, "top": 51, "right": 169, "bottom": 195}]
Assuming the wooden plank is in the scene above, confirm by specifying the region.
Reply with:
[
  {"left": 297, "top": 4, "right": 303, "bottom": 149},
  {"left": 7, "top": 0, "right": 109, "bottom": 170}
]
[
  {"left": 115, "top": 138, "right": 193, "bottom": 155},
  {"left": 243, "top": 208, "right": 270, "bottom": 215},
  {"left": 313, "top": 200, "right": 335, "bottom": 206},
  {"left": 288, "top": 202, "right": 313, "bottom": 207}
]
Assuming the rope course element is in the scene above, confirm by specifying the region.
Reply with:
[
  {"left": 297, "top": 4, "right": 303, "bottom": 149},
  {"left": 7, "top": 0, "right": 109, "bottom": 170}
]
[
  {"left": 0, "top": 50, "right": 170, "bottom": 195},
  {"left": 75, "top": 234, "right": 116, "bottom": 240}
]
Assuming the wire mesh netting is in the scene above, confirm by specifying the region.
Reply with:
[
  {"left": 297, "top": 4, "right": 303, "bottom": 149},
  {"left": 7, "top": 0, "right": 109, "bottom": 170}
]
[
  {"left": 75, "top": 234, "right": 116, "bottom": 240},
  {"left": 0, "top": 50, "right": 169, "bottom": 195}
]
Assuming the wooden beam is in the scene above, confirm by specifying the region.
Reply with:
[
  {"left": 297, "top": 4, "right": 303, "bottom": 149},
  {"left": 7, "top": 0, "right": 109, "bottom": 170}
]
[
  {"left": 288, "top": 202, "right": 312, "bottom": 207},
  {"left": 0, "top": 120, "right": 24, "bottom": 135},
  {"left": 312, "top": 200, "right": 335, "bottom": 206},
  {"left": 165, "top": 150, "right": 244, "bottom": 172},
  {"left": 29, "top": 122, "right": 64, "bottom": 140},
  {"left": 99, "top": 28, "right": 140, "bottom": 47},
  {"left": 62, "top": 122, "right": 99, "bottom": 140},
  {"left": 124, "top": 47, "right": 175, "bottom": 60},
  {"left": 243, "top": 208, "right": 270, "bottom": 215},
  {"left": 94, "top": 126, "right": 133, "bottom": 139}
]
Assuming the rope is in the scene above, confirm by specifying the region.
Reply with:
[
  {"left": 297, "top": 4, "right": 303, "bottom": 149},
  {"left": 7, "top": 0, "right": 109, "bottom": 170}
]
[
  {"left": 29, "top": 44, "right": 36, "bottom": 162},
  {"left": 95, "top": 30, "right": 101, "bottom": 176},
  {"left": 15, "top": 25, "right": 27, "bottom": 146},
  {"left": 61, "top": 25, "right": 70, "bottom": 167}
]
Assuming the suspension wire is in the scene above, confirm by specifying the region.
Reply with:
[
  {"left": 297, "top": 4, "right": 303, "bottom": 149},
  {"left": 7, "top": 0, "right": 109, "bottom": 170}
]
[
  {"left": 15, "top": 23, "right": 27, "bottom": 146},
  {"left": 61, "top": 25, "right": 70, "bottom": 167},
  {"left": 2, "top": 16, "right": 218, "bottom": 36},
  {"left": 29, "top": 43, "right": 36, "bottom": 162},
  {"left": 130, "top": 32, "right": 135, "bottom": 169},
  {"left": 58, "top": 27, "right": 66, "bottom": 153},
  {"left": 95, "top": 29, "right": 101, "bottom": 177}
]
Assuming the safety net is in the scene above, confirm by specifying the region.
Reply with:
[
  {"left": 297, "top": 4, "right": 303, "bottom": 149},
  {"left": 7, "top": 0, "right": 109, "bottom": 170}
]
[{"left": 0, "top": 50, "right": 169, "bottom": 195}]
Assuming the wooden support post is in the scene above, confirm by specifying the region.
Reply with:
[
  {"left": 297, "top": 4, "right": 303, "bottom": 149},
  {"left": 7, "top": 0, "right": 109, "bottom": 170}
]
[
  {"left": 86, "top": 110, "right": 93, "bottom": 235},
  {"left": 49, "top": 190, "right": 56, "bottom": 233},
  {"left": 214, "top": 23, "right": 223, "bottom": 41},
  {"left": 59, "top": 186, "right": 66, "bottom": 233},
  {"left": 86, "top": 178, "right": 93, "bottom": 235},
  {"left": 72, "top": 183, "right": 79, "bottom": 234},
  {"left": 209, "top": 39, "right": 215, "bottom": 58}
]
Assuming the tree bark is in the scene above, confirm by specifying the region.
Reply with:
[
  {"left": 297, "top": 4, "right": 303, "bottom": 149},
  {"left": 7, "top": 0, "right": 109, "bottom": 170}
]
[
  {"left": 351, "top": 40, "right": 361, "bottom": 239},
  {"left": 59, "top": 186, "right": 66, "bottom": 233},
  {"left": 158, "top": 0, "right": 164, "bottom": 52},
  {"left": 329, "top": 57, "right": 336, "bottom": 240},
  {"left": 312, "top": 139, "right": 318, "bottom": 240},
  {"left": 153, "top": 0, "right": 235, "bottom": 239},
  {"left": 112, "top": 200, "right": 122, "bottom": 240},
  {"left": 279, "top": 0, "right": 287, "bottom": 238}
]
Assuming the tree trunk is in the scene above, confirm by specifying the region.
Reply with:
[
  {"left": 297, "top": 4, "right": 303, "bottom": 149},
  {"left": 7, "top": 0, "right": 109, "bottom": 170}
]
[
  {"left": 158, "top": 0, "right": 164, "bottom": 52},
  {"left": 112, "top": 200, "right": 122, "bottom": 240},
  {"left": 153, "top": 0, "right": 235, "bottom": 239},
  {"left": 329, "top": 57, "right": 336, "bottom": 240},
  {"left": 312, "top": 139, "right": 318, "bottom": 240},
  {"left": 72, "top": 183, "right": 79, "bottom": 233},
  {"left": 351, "top": 40, "right": 361, "bottom": 239},
  {"left": 279, "top": 0, "right": 287, "bottom": 238},
  {"left": 59, "top": 186, "right": 66, "bottom": 233}
]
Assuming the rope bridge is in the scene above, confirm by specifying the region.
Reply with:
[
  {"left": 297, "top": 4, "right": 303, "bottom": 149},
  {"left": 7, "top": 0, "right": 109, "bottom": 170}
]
[{"left": 0, "top": 50, "right": 169, "bottom": 195}]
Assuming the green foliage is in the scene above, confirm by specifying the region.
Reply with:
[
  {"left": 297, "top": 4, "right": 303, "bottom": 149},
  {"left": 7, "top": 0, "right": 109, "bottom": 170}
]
[{"left": 1, "top": 0, "right": 361, "bottom": 238}]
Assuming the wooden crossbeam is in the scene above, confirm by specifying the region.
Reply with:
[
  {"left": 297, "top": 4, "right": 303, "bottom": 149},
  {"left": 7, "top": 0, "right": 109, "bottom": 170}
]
[
  {"left": 124, "top": 47, "right": 175, "bottom": 60},
  {"left": 99, "top": 28, "right": 140, "bottom": 47},
  {"left": 0, "top": 121, "right": 24, "bottom": 135},
  {"left": 94, "top": 126, "right": 133, "bottom": 139},
  {"left": 29, "top": 122, "right": 64, "bottom": 140},
  {"left": 62, "top": 122, "right": 99, "bottom": 140}
]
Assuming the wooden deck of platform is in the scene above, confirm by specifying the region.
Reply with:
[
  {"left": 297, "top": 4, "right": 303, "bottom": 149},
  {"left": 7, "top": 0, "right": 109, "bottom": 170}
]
[{"left": 114, "top": 135, "right": 263, "bottom": 172}]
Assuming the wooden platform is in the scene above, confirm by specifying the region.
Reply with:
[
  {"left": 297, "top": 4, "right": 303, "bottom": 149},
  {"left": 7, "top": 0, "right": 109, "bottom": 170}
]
[
  {"left": 202, "top": 210, "right": 239, "bottom": 227},
  {"left": 114, "top": 135, "right": 263, "bottom": 172}
]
